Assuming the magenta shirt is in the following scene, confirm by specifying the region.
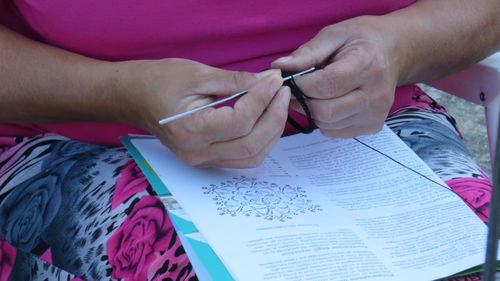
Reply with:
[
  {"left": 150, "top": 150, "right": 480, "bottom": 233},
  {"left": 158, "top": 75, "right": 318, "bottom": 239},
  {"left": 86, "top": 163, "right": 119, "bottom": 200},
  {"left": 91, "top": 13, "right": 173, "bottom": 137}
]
[{"left": 1, "top": 0, "right": 416, "bottom": 145}]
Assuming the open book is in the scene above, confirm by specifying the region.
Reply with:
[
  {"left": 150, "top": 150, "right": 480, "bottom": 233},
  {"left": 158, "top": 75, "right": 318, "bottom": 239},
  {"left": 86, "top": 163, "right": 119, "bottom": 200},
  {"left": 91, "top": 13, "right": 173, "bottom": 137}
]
[{"left": 122, "top": 126, "right": 497, "bottom": 281}]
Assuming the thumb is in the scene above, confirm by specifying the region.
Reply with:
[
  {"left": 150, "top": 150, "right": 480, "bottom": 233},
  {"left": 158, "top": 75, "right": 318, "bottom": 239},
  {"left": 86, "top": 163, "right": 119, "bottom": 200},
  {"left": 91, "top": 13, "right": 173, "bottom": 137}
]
[
  {"left": 200, "top": 67, "right": 282, "bottom": 97},
  {"left": 271, "top": 26, "right": 345, "bottom": 71}
]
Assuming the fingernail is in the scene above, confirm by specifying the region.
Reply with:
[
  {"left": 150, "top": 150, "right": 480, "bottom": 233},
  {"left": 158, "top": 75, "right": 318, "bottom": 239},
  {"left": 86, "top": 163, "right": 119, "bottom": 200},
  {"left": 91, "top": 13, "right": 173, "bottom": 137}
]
[
  {"left": 280, "top": 86, "right": 292, "bottom": 100},
  {"left": 267, "top": 75, "right": 283, "bottom": 96},
  {"left": 255, "top": 69, "right": 281, "bottom": 79},
  {"left": 273, "top": 56, "right": 292, "bottom": 64}
]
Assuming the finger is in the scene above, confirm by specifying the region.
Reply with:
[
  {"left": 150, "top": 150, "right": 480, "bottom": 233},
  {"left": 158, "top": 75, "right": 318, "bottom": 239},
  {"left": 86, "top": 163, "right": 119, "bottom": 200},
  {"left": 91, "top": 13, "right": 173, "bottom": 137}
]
[
  {"left": 289, "top": 100, "right": 305, "bottom": 115},
  {"left": 192, "top": 74, "right": 283, "bottom": 143},
  {"left": 202, "top": 129, "right": 281, "bottom": 168},
  {"left": 307, "top": 89, "right": 367, "bottom": 123},
  {"left": 197, "top": 67, "right": 281, "bottom": 97},
  {"left": 183, "top": 87, "right": 289, "bottom": 168},
  {"left": 271, "top": 26, "right": 346, "bottom": 71},
  {"left": 292, "top": 52, "right": 364, "bottom": 100},
  {"left": 314, "top": 114, "right": 359, "bottom": 131},
  {"left": 205, "top": 86, "right": 290, "bottom": 162},
  {"left": 315, "top": 103, "right": 391, "bottom": 132},
  {"left": 199, "top": 122, "right": 282, "bottom": 168},
  {"left": 319, "top": 122, "right": 385, "bottom": 139}
]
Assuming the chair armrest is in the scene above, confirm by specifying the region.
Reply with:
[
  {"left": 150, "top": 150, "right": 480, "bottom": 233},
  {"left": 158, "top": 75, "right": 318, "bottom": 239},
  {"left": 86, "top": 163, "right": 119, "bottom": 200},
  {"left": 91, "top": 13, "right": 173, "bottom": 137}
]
[{"left": 427, "top": 52, "right": 500, "bottom": 162}]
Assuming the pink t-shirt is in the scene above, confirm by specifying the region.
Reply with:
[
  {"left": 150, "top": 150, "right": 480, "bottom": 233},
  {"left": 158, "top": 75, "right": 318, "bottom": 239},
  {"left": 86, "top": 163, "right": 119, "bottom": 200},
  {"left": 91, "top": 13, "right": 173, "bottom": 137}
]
[{"left": 1, "top": 0, "right": 416, "bottom": 145}]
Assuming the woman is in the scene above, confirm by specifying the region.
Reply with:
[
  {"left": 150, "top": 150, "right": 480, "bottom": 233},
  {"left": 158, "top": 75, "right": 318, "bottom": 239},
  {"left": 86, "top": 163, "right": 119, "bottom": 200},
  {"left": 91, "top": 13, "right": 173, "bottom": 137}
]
[{"left": 0, "top": 0, "right": 498, "bottom": 280}]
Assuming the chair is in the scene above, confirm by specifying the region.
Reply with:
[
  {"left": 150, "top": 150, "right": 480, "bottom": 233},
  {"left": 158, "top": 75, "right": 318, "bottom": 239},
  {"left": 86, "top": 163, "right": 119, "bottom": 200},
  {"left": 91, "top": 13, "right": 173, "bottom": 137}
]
[
  {"left": 427, "top": 52, "right": 500, "bottom": 163},
  {"left": 427, "top": 51, "right": 500, "bottom": 281}
]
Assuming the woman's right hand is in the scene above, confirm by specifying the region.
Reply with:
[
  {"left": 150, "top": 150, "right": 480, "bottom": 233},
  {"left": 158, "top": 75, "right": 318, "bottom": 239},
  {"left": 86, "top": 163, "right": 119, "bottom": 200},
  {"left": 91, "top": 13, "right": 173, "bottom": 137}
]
[{"left": 116, "top": 58, "right": 291, "bottom": 168}]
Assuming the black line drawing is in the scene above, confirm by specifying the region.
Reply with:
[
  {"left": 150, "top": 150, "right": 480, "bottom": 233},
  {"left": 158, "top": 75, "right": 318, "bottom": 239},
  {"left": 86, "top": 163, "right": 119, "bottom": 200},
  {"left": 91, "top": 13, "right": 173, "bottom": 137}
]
[{"left": 202, "top": 176, "right": 322, "bottom": 221}]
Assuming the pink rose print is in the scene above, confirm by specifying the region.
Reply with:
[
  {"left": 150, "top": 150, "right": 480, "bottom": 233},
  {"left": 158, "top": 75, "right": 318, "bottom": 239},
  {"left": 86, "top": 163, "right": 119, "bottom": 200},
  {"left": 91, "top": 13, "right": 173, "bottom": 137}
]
[
  {"left": 446, "top": 176, "right": 492, "bottom": 222},
  {"left": 439, "top": 272, "right": 481, "bottom": 281},
  {"left": 40, "top": 248, "right": 52, "bottom": 264},
  {"left": 0, "top": 137, "right": 16, "bottom": 155},
  {"left": 0, "top": 237, "right": 16, "bottom": 281},
  {"left": 111, "top": 160, "right": 149, "bottom": 210},
  {"left": 107, "top": 196, "right": 173, "bottom": 281}
]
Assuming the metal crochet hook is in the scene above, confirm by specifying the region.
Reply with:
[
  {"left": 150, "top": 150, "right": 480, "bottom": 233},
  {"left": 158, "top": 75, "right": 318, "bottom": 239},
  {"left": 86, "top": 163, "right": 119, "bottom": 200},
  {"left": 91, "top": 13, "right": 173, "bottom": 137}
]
[{"left": 158, "top": 67, "right": 316, "bottom": 125}]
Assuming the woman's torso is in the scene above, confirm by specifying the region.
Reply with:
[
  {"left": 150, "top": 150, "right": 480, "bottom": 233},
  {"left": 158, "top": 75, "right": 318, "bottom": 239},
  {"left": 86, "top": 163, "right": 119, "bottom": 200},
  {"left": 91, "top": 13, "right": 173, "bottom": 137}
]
[{"left": 1, "top": 0, "right": 416, "bottom": 144}]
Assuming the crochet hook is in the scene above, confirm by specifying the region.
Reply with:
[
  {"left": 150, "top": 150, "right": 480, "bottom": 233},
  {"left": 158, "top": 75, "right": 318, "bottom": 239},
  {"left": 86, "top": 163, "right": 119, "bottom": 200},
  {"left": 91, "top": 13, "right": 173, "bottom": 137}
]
[{"left": 158, "top": 67, "right": 316, "bottom": 125}]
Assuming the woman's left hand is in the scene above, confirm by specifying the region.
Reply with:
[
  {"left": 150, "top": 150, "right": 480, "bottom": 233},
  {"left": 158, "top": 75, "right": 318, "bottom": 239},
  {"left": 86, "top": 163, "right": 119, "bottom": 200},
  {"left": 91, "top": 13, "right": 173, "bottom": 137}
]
[{"left": 272, "top": 16, "right": 399, "bottom": 138}]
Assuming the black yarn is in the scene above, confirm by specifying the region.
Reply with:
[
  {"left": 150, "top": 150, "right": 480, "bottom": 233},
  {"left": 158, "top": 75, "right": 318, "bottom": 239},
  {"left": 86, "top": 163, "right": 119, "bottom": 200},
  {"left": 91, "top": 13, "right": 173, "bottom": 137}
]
[
  {"left": 353, "top": 137, "right": 490, "bottom": 222},
  {"left": 282, "top": 69, "right": 316, "bottom": 134}
]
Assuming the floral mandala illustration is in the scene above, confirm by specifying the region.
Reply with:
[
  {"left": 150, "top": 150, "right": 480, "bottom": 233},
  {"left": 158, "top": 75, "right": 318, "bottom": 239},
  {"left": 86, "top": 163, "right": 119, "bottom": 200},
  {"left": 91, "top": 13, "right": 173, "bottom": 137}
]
[{"left": 202, "top": 176, "right": 322, "bottom": 221}]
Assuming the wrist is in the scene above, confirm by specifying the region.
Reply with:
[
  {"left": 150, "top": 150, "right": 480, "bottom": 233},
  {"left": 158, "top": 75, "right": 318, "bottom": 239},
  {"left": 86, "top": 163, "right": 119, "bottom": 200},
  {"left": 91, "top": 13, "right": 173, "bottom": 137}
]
[
  {"left": 379, "top": 16, "right": 415, "bottom": 86},
  {"left": 59, "top": 59, "right": 137, "bottom": 124},
  {"left": 105, "top": 60, "right": 149, "bottom": 127}
]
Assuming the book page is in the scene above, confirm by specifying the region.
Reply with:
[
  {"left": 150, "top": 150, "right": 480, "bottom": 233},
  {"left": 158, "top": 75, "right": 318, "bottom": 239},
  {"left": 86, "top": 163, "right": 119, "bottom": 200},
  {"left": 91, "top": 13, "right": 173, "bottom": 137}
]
[{"left": 132, "top": 126, "right": 490, "bottom": 281}]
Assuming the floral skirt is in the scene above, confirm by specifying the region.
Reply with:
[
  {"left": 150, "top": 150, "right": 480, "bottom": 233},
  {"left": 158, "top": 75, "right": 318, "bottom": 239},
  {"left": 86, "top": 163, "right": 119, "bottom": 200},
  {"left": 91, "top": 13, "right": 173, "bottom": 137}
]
[{"left": 0, "top": 85, "right": 492, "bottom": 281}]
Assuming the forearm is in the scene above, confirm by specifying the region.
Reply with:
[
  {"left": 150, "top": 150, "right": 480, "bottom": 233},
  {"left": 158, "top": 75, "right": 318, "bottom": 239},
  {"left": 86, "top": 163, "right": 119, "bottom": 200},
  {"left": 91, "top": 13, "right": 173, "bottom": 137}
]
[
  {"left": 0, "top": 25, "right": 122, "bottom": 123},
  {"left": 382, "top": 0, "right": 500, "bottom": 85}
]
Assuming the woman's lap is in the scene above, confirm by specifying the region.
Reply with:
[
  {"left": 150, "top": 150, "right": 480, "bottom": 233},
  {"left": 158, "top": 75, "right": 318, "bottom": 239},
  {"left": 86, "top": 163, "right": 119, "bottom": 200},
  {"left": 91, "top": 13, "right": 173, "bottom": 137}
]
[
  {"left": 0, "top": 86, "right": 492, "bottom": 281},
  {"left": 386, "top": 85, "right": 490, "bottom": 222},
  {"left": 0, "top": 137, "right": 195, "bottom": 281}
]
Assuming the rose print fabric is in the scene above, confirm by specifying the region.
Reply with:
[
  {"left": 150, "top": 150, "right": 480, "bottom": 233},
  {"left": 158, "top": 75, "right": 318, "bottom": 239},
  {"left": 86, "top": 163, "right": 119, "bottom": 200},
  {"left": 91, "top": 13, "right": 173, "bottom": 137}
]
[
  {"left": 0, "top": 87, "right": 493, "bottom": 281},
  {"left": 386, "top": 85, "right": 491, "bottom": 222},
  {"left": 106, "top": 196, "right": 180, "bottom": 281},
  {"left": 0, "top": 237, "right": 15, "bottom": 281},
  {"left": 0, "top": 138, "right": 195, "bottom": 281}
]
